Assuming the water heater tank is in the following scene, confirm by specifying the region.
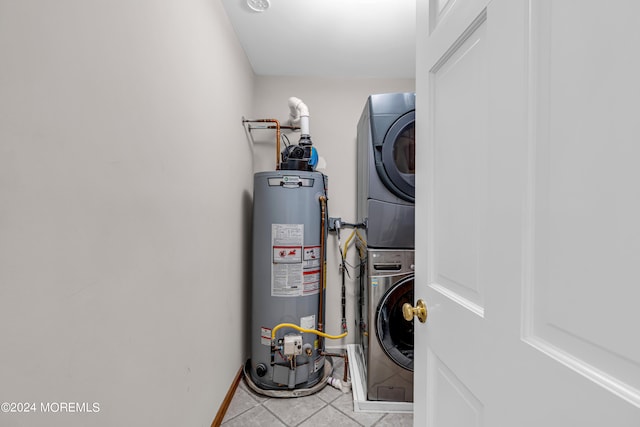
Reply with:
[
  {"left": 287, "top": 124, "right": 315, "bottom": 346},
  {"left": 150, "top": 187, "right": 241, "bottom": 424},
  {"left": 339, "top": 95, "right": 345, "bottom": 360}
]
[{"left": 249, "top": 170, "right": 327, "bottom": 390}]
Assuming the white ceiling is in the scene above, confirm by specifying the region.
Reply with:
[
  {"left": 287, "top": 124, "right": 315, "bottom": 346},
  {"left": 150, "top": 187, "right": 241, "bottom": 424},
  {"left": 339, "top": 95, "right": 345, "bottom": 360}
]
[{"left": 221, "top": 0, "right": 416, "bottom": 78}]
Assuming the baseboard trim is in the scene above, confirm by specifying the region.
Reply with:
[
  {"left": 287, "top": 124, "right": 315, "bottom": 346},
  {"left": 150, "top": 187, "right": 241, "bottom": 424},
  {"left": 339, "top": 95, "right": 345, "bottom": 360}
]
[{"left": 211, "top": 365, "right": 244, "bottom": 427}]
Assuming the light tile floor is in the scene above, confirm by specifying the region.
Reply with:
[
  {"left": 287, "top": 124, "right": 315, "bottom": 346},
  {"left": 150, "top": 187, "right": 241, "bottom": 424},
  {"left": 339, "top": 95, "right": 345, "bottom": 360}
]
[{"left": 221, "top": 358, "right": 413, "bottom": 427}]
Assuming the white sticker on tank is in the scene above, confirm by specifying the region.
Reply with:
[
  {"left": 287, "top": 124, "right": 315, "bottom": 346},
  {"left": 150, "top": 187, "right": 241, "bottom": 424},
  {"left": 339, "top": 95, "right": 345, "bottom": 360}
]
[
  {"left": 271, "top": 224, "right": 305, "bottom": 297},
  {"left": 302, "top": 269, "right": 320, "bottom": 294},
  {"left": 272, "top": 264, "right": 303, "bottom": 296},
  {"left": 272, "top": 224, "right": 304, "bottom": 246},
  {"left": 302, "top": 244, "right": 321, "bottom": 295},
  {"left": 273, "top": 246, "right": 302, "bottom": 263},
  {"left": 303, "top": 246, "right": 321, "bottom": 269},
  {"left": 300, "top": 315, "right": 315, "bottom": 330},
  {"left": 261, "top": 327, "right": 272, "bottom": 346}
]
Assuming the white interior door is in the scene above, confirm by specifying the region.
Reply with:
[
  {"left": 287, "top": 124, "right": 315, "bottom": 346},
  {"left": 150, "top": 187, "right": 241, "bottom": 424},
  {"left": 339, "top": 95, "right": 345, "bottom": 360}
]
[{"left": 413, "top": 0, "right": 640, "bottom": 425}]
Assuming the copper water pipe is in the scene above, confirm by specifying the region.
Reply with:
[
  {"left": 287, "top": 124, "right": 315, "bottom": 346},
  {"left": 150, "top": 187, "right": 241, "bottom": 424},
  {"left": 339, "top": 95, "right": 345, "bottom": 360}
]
[
  {"left": 243, "top": 119, "right": 302, "bottom": 169},
  {"left": 318, "top": 195, "right": 327, "bottom": 349},
  {"left": 265, "top": 119, "right": 281, "bottom": 169},
  {"left": 321, "top": 351, "right": 349, "bottom": 382}
]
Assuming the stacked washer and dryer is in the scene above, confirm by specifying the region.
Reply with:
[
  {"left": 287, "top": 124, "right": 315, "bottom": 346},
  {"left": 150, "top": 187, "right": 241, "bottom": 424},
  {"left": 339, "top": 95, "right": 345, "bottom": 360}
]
[{"left": 356, "top": 92, "right": 416, "bottom": 403}]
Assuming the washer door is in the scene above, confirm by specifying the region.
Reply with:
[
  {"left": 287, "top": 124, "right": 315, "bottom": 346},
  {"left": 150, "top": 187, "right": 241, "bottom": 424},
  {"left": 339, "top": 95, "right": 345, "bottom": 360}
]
[
  {"left": 375, "top": 276, "right": 414, "bottom": 371},
  {"left": 374, "top": 111, "right": 415, "bottom": 202}
]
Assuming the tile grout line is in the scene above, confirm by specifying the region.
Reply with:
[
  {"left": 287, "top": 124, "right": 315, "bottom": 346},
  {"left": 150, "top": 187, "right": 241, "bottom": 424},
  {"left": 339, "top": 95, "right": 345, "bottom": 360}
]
[
  {"left": 220, "top": 379, "right": 270, "bottom": 425},
  {"left": 329, "top": 398, "right": 368, "bottom": 427},
  {"left": 262, "top": 397, "right": 329, "bottom": 427}
]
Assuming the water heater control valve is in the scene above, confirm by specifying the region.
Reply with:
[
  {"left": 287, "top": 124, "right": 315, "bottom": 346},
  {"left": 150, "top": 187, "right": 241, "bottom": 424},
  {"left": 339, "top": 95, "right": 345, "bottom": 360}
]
[{"left": 283, "top": 335, "right": 303, "bottom": 356}]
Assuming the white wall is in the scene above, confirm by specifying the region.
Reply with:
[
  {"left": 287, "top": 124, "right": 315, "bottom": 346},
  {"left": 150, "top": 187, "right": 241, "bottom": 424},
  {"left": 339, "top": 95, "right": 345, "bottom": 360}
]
[
  {"left": 0, "top": 2, "right": 415, "bottom": 423},
  {"left": 251, "top": 77, "right": 415, "bottom": 345},
  {"left": 0, "top": 1, "right": 254, "bottom": 426}
]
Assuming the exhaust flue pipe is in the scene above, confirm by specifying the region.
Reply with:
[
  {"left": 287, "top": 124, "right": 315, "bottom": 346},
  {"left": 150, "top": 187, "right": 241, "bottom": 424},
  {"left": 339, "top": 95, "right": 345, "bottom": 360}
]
[{"left": 288, "top": 97, "right": 310, "bottom": 137}]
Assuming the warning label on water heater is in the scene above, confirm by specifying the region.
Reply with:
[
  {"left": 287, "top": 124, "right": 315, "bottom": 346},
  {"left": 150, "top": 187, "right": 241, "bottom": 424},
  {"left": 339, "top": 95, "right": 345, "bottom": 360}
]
[{"left": 271, "top": 224, "right": 320, "bottom": 297}]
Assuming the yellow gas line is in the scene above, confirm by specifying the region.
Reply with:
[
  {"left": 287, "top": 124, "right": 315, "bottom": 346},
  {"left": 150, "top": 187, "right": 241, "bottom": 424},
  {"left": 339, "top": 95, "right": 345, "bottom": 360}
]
[{"left": 271, "top": 323, "right": 347, "bottom": 341}]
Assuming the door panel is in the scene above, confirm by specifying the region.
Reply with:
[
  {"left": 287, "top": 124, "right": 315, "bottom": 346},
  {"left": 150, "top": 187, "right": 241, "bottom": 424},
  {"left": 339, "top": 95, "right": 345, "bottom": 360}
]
[
  {"left": 415, "top": 0, "right": 640, "bottom": 425},
  {"left": 523, "top": 0, "right": 640, "bottom": 407},
  {"left": 431, "top": 11, "right": 488, "bottom": 315},
  {"left": 429, "top": 0, "right": 456, "bottom": 34},
  {"left": 427, "top": 348, "right": 484, "bottom": 427}
]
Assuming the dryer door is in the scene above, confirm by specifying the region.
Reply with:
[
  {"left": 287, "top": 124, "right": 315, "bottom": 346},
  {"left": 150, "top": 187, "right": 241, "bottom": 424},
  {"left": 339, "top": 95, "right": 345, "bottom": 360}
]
[
  {"left": 375, "top": 111, "right": 415, "bottom": 202},
  {"left": 375, "top": 275, "right": 414, "bottom": 371}
]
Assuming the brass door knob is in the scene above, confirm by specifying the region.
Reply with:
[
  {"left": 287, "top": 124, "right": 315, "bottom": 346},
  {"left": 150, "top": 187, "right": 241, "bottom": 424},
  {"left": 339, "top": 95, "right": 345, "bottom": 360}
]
[{"left": 402, "top": 299, "right": 428, "bottom": 323}]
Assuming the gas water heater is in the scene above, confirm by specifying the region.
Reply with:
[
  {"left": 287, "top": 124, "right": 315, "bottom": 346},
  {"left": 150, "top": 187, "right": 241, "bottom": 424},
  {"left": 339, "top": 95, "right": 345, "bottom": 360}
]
[
  {"left": 248, "top": 170, "right": 328, "bottom": 390},
  {"left": 245, "top": 97, "right": 348, "bottom": 392}
]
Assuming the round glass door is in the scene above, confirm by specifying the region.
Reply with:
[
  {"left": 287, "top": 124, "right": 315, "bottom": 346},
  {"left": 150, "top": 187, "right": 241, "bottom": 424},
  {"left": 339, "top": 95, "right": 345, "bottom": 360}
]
[
  {"left": 375, "top": 276, "right": 414, "bottom": 371},
  {"left": 379, "top": 111, "right": 415, "bottom": 202}
]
